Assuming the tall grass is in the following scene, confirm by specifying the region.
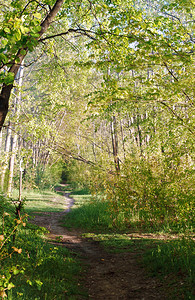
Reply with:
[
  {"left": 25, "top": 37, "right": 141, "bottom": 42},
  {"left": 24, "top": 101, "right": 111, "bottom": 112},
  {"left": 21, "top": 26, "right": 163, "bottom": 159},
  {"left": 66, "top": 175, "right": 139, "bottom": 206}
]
[
  {"left": 143, "top": 237, "right": 195, "bottom": 299},
  {"left": 63, "top": 197, "right": 112, "bottom": 231}
]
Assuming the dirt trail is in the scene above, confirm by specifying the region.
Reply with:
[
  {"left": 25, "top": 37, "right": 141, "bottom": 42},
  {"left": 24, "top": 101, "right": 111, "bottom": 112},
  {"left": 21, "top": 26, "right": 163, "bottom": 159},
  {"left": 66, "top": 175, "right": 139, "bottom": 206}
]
[{"left": 30, "top": 190, "right": 166, "bottom": 300}]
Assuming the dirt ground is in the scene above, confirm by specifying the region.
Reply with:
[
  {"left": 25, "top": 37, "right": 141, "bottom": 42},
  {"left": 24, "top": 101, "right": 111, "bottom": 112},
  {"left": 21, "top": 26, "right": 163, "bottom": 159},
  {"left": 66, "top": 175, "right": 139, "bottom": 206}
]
[{"left": 30, "top": 190, "right": 167, "bottom": 300}]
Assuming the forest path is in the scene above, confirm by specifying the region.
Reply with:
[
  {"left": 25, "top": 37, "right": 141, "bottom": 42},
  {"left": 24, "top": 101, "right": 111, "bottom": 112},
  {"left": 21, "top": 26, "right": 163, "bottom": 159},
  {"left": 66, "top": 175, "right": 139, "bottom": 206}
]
[{"left": 30, "top": 187, "right": 166, "bottom": 300}]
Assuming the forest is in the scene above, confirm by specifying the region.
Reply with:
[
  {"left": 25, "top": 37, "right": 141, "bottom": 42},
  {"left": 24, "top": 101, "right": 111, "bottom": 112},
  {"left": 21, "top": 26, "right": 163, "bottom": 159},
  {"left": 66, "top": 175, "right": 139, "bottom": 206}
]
[{"left": 0, "top": 0, "right": 194, "bottom": 299}]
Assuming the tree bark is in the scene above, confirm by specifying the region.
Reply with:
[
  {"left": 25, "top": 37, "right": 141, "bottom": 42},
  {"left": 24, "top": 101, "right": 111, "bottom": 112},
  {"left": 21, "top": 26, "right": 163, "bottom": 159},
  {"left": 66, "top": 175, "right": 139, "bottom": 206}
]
[
  {"left": 111, "top": 115, "right": 120, "bottom": 174},
  {"left": 136, "top": 112, "right": 143, "bottom": 156},
  {"left": 0, "top": 130, "right": 2, "bottom": 155},
  {"left": 1, "top": 123, "right": 12, "bottom": 190},
  {"left": 120, "top": 119, "right": 126, "bottom": 160},
  {"left": 7, "top": 133, "right": 17, "bottom": 196}
]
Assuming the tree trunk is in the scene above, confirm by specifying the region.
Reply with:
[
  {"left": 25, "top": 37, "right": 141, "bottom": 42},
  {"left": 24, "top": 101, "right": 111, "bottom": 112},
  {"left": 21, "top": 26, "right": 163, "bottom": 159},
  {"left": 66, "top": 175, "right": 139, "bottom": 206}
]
[
  {"left": 111, "top": 115, "right": 120, "bottom": 174},
  {"left": 1, "top": 123, "right": 12, "bottom": 190},
  {"left": 136, "top": 112, "right": 143, "bottom": 156},
  {"left": 120, "top": 119, "right": 126, "bottom": 160},
  {"left": 7, "top": 133, "right": 17, "bottom": 196},
  {"left": 92, "top": 122, "right": 97, "bottom": 162},
  {"left": 7, "top": 64, "right": 24, "bottom": 196},
  {"left": 0, "top": 130, "right": 2, "bottom": 155}
]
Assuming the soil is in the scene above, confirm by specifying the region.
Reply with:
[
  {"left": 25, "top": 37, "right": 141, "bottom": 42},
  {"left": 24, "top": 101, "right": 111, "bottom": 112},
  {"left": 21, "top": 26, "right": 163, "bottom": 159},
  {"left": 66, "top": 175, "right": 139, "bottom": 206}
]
[{"left": 30, "top": 188, "right": 167, "bottom": 300}]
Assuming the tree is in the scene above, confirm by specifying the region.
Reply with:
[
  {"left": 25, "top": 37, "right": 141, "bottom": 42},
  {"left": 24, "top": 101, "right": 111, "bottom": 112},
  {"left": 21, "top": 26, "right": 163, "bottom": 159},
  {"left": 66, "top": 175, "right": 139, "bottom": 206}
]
[{"left": 0, "top": 0, "right": 65, "bottom": 131}]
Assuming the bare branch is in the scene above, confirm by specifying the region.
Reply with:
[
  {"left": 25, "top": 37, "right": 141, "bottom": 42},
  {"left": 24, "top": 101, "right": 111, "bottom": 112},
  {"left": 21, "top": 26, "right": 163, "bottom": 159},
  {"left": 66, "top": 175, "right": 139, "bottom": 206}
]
[
  {"left": 38, "top": 27, "right": 96, "bottom": 42},
  {"left": 159, "top": 101, "right": 195, "bottom": 135},
  {"left": 163, "top": 61, "right": 194, "bottom": 106}
]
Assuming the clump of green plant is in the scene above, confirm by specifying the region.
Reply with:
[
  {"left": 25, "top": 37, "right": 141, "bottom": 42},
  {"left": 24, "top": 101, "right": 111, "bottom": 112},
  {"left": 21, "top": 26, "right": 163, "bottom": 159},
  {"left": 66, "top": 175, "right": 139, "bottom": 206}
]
[
  {"left": 143, "top": 237, "right": 195, "bottom": 299},
  {"left": 0, "top": 194, "right": 27, "bottom": 298},
  {"left": 63, "top": 197, "right": 112, "bottom": 231},
  {"left": 100, "top": 153, "right": 194, "bottom": 233}
]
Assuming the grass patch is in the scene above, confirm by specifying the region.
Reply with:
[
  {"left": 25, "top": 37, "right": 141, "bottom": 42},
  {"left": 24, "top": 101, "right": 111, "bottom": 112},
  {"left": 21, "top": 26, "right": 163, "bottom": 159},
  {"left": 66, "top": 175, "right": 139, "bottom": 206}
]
[
  {"left": 63, "top": 198, "right": 112, "bottom": 231},
  {"left": 143, "top": 237, "right": 195, "bottom": 300},
  {"left": 82, "top": 232, "right": 158, "bottom": 253},
  {"left": 62, "top": 187, "right": 132, "bottom": 231},
  {"left": 12, "top": 189, "right": 67, "bottom": 214}
]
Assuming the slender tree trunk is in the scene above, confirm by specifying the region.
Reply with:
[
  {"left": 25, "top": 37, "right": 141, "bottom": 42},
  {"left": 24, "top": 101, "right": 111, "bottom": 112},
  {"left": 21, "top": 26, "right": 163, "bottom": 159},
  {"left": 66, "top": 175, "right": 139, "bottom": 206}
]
[
  {"left": 19, "top": 159, "right": 23, "bottom": 202},
  {"left": 7, "top": 133, "right": 17, "bottom": 196},
  {"left": 111, "top": 115, "right": 120, "bottom": 174},
  {"left": 120, "top": 119, "right": 126, "bottom": 160},
  {"left": 1, "top": 123, "right": 12, "bottom": 190},
  {"left": 136, "top": 112, "right": 143, "bottom": 156},
  {"left": 92, "top": 122, "right": 97, "bottom": 162},
  {"left": 0, "top": 130, "right": 2, "bottom": 154}
]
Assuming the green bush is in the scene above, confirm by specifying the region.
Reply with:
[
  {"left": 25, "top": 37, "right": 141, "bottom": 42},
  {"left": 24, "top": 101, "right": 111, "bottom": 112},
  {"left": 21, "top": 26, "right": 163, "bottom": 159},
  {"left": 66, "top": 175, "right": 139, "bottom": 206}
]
[{"left": 100, "top": 154, "right": 194, "bottom": 232}]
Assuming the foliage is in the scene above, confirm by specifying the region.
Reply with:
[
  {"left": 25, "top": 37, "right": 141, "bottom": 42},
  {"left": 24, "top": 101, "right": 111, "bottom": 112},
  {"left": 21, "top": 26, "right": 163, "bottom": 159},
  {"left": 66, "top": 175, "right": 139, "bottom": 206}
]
[
  {"left": 0, "top": 194, "right": 27, "bottom": 298},
  {"left": 102, "top": 154, "right": 194, "bottom": 232},
  {"left": 0, "top": 1, "right": 194, "bottom": 297},
  {"left": 34, "top": 161, "right": 65, "bottom": 190},
  {"left": 4, "top": 231, "right": 83, "bottom": 299},
  {"left": 0, "top": 192, "right": 84, "bottom": 299}
]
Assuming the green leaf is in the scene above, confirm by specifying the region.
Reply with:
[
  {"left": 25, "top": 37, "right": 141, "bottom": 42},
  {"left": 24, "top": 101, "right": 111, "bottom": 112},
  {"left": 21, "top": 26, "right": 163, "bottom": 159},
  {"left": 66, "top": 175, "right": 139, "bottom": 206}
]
[
  {"left": 1, "top": 39, "right": 8, "bottom": 46},
  {"left": 33, "top": 13, "right": 42, "bottom": 19},
  {"left": 15, "top": 57, "right": 20, "bottom": 63},
  {"left": 4, "top": 72, "right": 15, "bottom": 85},
  {"left": 20, "top": 49, "right": 26, "bottom": 55},
  {"left": 35, "top": 280, "right": 43, "bottom": 290},
  {"left": 0, "top": 53, "right": 8, "bottom": 63},
  {"left": 27, "top": 280, "right": 33, "bottom": 286},
  {"left": 4, "top": 27, "right": 10, "bottom": 33},
  {"left": 20, "top": 25, "right": 29, "bottom": 34},
  {"left": 15, "top": 29, "right": 21, "bottom": 41},
  {"left": 7, "top": 282, "right": 15, "bottom": 290},
  {"left": 31, "top": 33, "right": 40, "bottom": 38}
]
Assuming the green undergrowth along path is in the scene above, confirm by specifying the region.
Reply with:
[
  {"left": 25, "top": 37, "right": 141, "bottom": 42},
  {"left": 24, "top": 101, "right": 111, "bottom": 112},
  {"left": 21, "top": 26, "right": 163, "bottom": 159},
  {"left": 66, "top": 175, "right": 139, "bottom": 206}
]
[
  {"left": 0, "top": 191, "right": 86, "bottom": 299},
  {"left": 62, "top": 186, "right": 195, "bottom": 300}
]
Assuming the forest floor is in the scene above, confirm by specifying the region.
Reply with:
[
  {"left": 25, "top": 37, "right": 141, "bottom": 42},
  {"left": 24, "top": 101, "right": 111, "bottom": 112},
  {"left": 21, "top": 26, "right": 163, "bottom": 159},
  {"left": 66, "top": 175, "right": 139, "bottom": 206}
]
[{"left": 30, "top": 187, "right": 168, "bottom": 300}]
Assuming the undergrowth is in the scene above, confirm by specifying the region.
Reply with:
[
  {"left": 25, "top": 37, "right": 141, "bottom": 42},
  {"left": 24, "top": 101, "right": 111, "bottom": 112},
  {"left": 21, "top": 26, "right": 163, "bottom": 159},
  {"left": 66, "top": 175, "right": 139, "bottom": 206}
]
[
  {"left": 143, "top": 237, "right": 195, "bottom": 299},
  {"left": 0, "top": 192, "right": 85, "bottom": 299}
]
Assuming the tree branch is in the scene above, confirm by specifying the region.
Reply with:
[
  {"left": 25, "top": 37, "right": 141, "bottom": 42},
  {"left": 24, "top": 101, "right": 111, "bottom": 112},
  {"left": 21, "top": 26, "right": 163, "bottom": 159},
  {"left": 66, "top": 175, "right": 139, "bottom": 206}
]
[
  {"left": 38, "top": 27, "right": 96, "bottom": 42},
  {"left": 159, "top": 101, "right": 195, "bottom": 135},
  {"left": 163, "top": 61, "right": 194, "bottom": 106},
  {"left": 56, "top": 144, "right": 116, "bottom": 175}
]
